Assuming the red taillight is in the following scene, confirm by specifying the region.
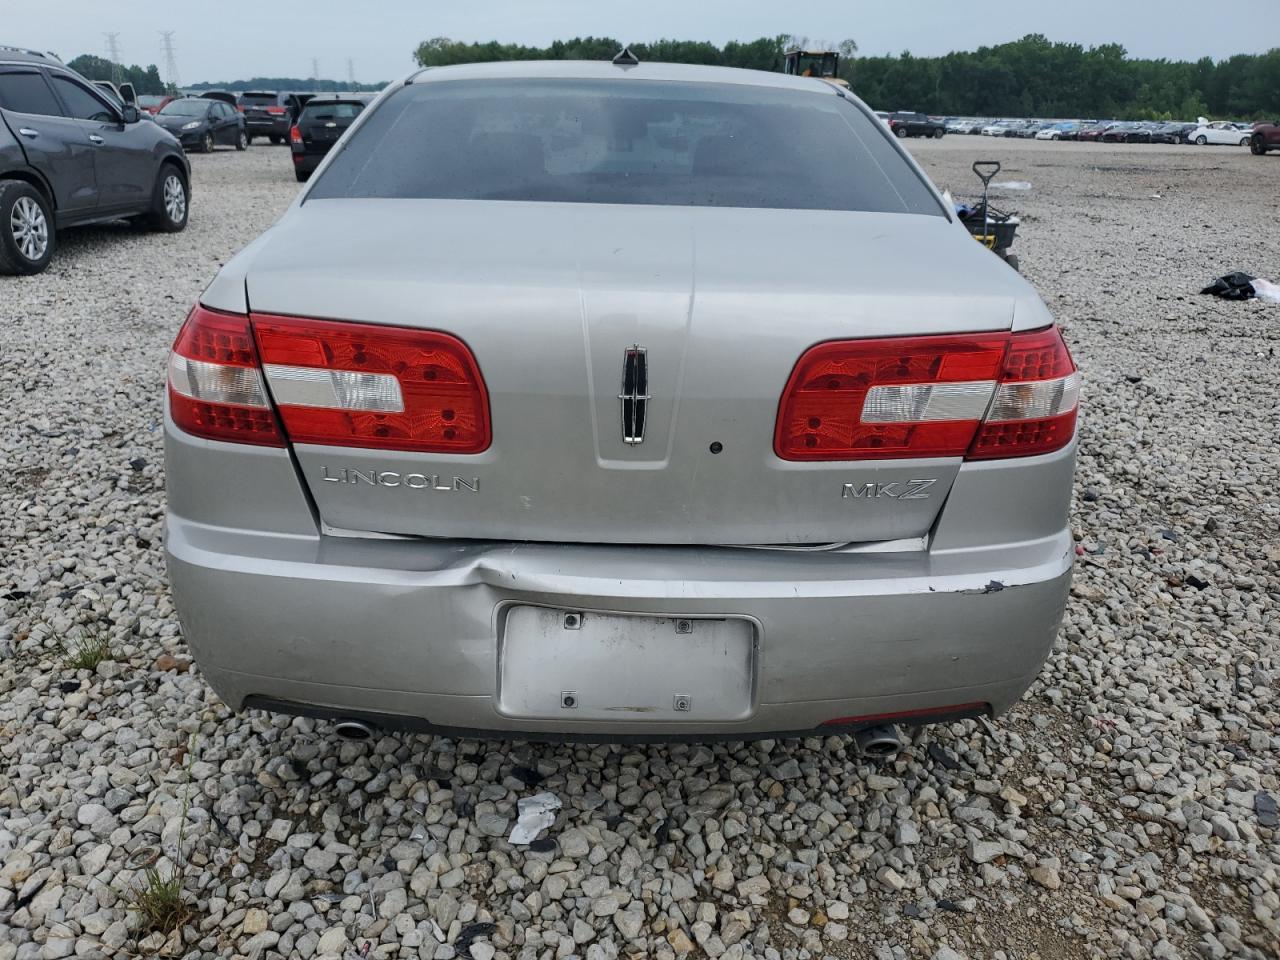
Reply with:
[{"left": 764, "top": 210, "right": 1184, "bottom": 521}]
[
  {"left": 252, "top": 314, "right": 491, "bottom": 453},
  {"left": 169, "top": 307, "right": 491, "bottom": 453},
  {"left": 266, "top": 106, "right": 286, "bottom": 115},
  {"left": 775, "top": 326, "right": 1078, "bottom": 461},
  {"left": 289, "top": 124, "right": 301, "bottom": 143},
  {"left": 167, "top": 306, "right": 284, "bottom": 446}
]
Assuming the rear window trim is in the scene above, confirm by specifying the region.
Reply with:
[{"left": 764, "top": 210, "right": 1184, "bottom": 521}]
[{"left": 304, "top": 76, "right": 950, "bottom": 218}]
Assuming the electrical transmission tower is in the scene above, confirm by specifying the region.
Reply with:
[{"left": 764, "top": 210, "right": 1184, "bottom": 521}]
[
  {"left": 103, "top": 33, "right": 123, "bottom": 86},
  {"left": 346, "top": 58, "right": 355, "bottom": 88},
  {"left": 159, "top": 31, "right": 179, "bottom": 93},
  {"left": 311, "top": 58, "right": 320, "bottom": 90}
]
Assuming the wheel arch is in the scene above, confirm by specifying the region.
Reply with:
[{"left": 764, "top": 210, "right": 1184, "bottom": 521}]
[{"left": 0, "top": 165, "right": 57, "bottom": 214}]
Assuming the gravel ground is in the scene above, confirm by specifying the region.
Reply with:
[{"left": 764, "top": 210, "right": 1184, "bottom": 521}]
[{"left": 1, "top": 137, "right": 1278, "bottom": 960}]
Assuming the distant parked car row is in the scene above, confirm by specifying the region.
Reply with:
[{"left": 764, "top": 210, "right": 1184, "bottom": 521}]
[{"left": 932, "top": 115, "right": 1264, "bottom": 147}]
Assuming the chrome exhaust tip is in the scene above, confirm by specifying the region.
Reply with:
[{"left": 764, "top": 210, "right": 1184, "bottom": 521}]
[
  {"left": 853, "top": 723, "right": 902, "bottom": 759},
  {"left": 333, "top": 718, "right": 376, "bottom": 741}
]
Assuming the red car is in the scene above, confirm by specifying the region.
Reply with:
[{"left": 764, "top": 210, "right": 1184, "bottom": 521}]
[
  {"left": 1075, "top": 122, "right": 1114, "bottom": 142},
  {"left": 137, "top": 95, "right": 174, "bottom": 116},
  {"left": 1251, "top": 121, "right": 1280, "bottom": 155}
]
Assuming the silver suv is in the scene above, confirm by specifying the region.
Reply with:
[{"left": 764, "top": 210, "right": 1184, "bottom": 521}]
[
  {"left": 0, "top": 45, "right": 189, "bottom": 275},
  {"left": 165, "top": 59, "right": 1078, "bottom": 743}
]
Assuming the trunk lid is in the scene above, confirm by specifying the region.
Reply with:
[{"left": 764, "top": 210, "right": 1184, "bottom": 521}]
[{"left": 243, "top": 199, "right": 1040, "bottom": 545}]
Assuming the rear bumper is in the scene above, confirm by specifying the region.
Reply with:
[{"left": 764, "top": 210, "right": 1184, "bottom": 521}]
[
  {"left": 166, "top": 514, "right": 1071, "bottom": 739},
  {"left": 245, "top": 117, "right": 290, "bottom": 137}
]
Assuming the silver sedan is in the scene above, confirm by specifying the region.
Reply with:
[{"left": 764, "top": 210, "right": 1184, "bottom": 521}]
[{"left": 164, "top": 58, "right": 1078, "bottom": 744}]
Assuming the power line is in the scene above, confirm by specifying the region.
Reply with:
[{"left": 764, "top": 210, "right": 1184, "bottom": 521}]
[
  {"left": 103, "top": 33, "right": 123, "bottom": 86},
  {"left": 159, "top": 31, "right": 179, "bottom": 92}
]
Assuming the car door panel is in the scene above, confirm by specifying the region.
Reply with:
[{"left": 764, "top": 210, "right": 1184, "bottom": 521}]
[
  {"left": 48, "top": 73, "right": 153, "bottom": 213},
  {"left": 0, "top": 67, "right": 98, "bottom": 218}
]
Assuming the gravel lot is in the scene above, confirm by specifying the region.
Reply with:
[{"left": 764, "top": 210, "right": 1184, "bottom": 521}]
[{"left": 1, "top": 137, "right": 1278, "bottom": 960}]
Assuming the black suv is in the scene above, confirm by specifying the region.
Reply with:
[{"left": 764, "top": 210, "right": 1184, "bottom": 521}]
[
  {"left": 0, "top": 46, "right": 190, "bottom": 275},
  {"left": 238, "top": 91, "right": 302, "bottom": 144},
  {"left": 290, "top": 94, "right": 373, "bottom": 181},
  {"left": 888, "top": 111, "right": 946, "bottom": 139}
]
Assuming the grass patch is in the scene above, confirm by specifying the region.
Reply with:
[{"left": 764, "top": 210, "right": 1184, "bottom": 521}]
[
  {"left": 127, "top": 866, "right": 191, "bottom": 935},
  {"left": 59, "top": 628, "right": 112, "bottom": 671},
  {"left": 126, "top": 734, "right": 198, "bottom": 940}
]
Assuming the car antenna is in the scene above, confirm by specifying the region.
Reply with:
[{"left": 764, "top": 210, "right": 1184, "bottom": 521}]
[{"left": 612, "top": 46, "right": 640, "bottom": 67}]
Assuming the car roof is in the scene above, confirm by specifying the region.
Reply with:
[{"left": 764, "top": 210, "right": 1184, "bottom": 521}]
[
  {"left": 0, "top": 45, "right": 62, "bottom": 66},
  {"left": 405, "top": 59, "right": 845, "bottom": 95}
]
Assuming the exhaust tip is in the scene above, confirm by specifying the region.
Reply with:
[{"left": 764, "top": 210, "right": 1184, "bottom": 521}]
[
  {"left": 333, "top": 718, "right": 376, "bottom": 741},
  {"left": 853, "top": 723, "right": 902, "bottom": 760}
]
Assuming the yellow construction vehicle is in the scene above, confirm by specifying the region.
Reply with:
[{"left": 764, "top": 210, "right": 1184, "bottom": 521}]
[{"left": 782, "top": 49, "right": 849, "bottom": 88}]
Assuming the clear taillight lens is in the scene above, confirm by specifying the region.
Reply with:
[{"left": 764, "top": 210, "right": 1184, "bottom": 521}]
[
  {"left": 775, "top": 326, "right": 1078, "bottom": 461},
  {"left": 167, "top": 306, "right": 283, "bottom": 446}
]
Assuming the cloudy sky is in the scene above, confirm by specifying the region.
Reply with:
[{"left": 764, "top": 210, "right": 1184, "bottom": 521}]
[{"left": 9, "top": 0, "right": 1276, "bottom": 84}]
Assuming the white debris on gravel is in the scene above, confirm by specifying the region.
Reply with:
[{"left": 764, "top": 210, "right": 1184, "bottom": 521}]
[{"left": 1, "top": 139, "right": 1278, "bottom": 960}]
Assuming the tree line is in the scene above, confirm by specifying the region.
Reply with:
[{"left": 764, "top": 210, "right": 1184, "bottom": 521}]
[
  {"left": 413, "top": 34, "right": 1280, "bottom": 120},
  {"left": 66, "top": 55, "right": 166, "bottom": 95}
]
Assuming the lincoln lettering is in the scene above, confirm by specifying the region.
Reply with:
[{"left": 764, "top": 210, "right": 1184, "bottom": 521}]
[
  {"left": 321, "top": 467, "right": 479, "bottom": 492},
  {"left": 841, "top": 479, "right": 935, "bottom": 500}
]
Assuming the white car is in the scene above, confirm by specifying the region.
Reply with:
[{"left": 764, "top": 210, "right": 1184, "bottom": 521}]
[
  {"left": 1187, "top": 120, "right": 1251, "bottom": 146},
  {"left": 982, "top": 120, "right": 1014, "bottom": 137},
  {"left": 1035, "top": 123, "right": 1071, "bottom": 140}
]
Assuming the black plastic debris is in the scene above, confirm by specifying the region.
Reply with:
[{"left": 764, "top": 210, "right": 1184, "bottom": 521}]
[
  {"left": 927, "top": 742, "right": 961, "bottom": 771},
  {"left": 1185, "top": 574, "right": 1210, "bottom": 590},
  {"left": 937, "top": 898, "right": 963, "bottom": 913},
  {"left": 1200, "top": 272, "right": 1257, "bottom": 300},
  {"left": 455, "top": 922, "right": 497, "bottom": 957},
  {"left": 1256, "top": 792, "right": 1278, "bottom": 828},
  {"left": 510, "top": 765, "right": 544, "bottom": 787},
  {"left": 527, "top": 837, "right": 556, "bottom": 854}
]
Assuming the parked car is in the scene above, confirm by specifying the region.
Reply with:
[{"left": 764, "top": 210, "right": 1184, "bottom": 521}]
[
  {"left": 873, "top": 110, "right": 891, "bottom": 126},
  {"left": 0, "top": 46, "right": 190, "bottom": 275},
  {"left": 1102, "top": 121, "right": 1151, "bottom": 143},
  {"left": 238, "top": 90, "right": 302, "bottom": 144},
  {"left": 1075, "top": 121, "right": 1114, "bottom": 142},
  {"left": 1250, "top": 120, "right": 1280, "bottom": 154},
  {"left": 137, "top": 94, "right": 174, "bottom": 115},
  {"left": 155, "top": 97, "right": 247, "bottom": 152},
  {"left": 1149, "top": 121, "right": 1195, "bottom": 144},
  {"left": 290, "top": 94, "right": 372, "bottom": 181},
  {"left": 1035, "top": 121, "right": 1077, "bottom": 140},
  {"left": 165, "top": 60, "right": 1078, "bottom": 743},
  {"left": 90, "top": 79, "right": 134, "bottom": 107},
  {"left": 888, "top": 111, "right": 945, "bottom": 138},
  {"left": 981, "top": 120, "right": 1016, "bottom": 137},
  {"left": 198, "top": 90, "right": 239, "bottom": 107},
  {"left": 1187, "top": 120, "right": 1252, "bottom": 146}
]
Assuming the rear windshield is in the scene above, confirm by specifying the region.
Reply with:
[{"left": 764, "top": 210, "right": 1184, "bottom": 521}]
[
  {"left": 301, "top": 101, "right": 364, "bottom": 121},
  {"left": 309, "top": 78, "right": 943, "bottom": 215},
  {"left": 159, "top": 100, "right": 209, "bottom": 117},
  {"left": 241, "top": 93, "right": 278, "bottom": 104}
]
